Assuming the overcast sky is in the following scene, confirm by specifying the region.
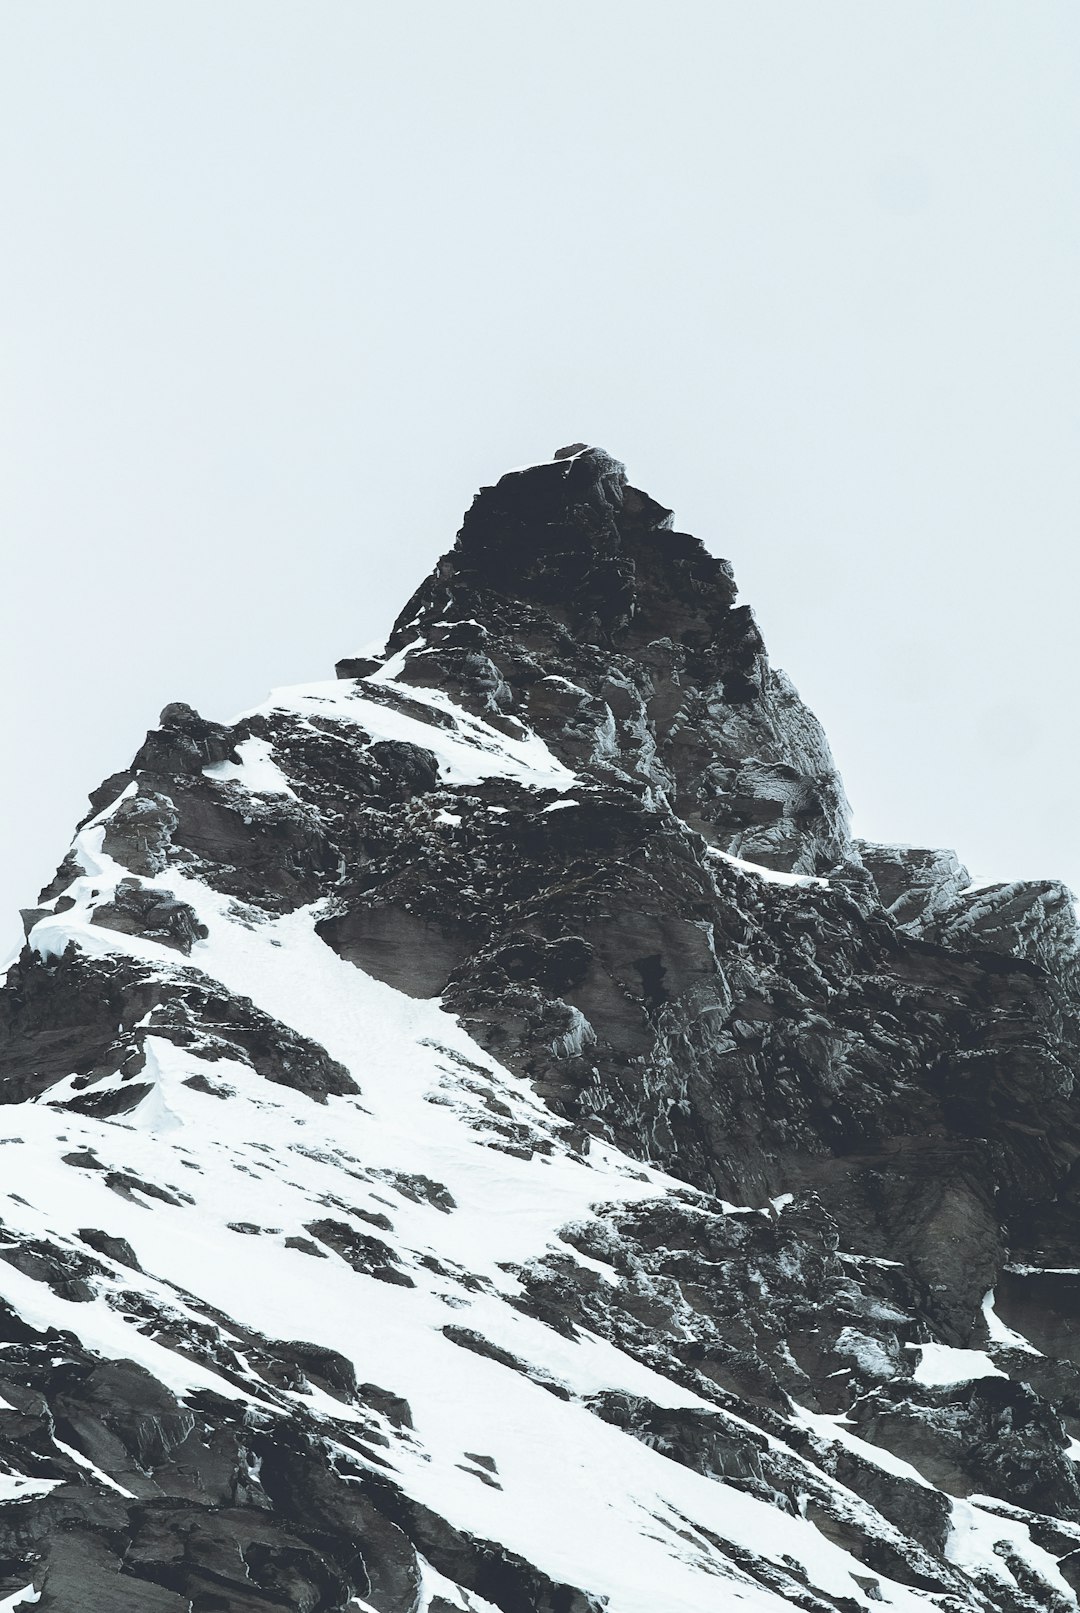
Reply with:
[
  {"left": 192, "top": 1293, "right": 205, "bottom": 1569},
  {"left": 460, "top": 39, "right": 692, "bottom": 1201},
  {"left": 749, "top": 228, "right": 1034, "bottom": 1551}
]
[{"left": 2, "top": 2, "right": 1078, "bottom": 954}]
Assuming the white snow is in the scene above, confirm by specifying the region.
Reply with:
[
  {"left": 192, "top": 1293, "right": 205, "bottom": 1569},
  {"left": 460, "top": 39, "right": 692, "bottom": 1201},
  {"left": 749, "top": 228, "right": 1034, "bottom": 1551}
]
[
  {"left": 0, "top": 1587, "right": 40, "bottom": 1612},
  {"left": 908, "top": 1343, "right": 1006, "bottom": 1387},
  {"left": 28, "top": 819, "right": 146, "bottom": 963},
  {"left": 203, "top": 736, "right": 297, "bottom": 796},
  {"left": 51, "top": 1438, "right": 137, "bottom": 1498},
  {"left": 414, "top": 1556, "right": 505, "bottom": 1612},
  {"left": 0, "top": 1471, "right": 62, "bottom": 1504},
  {"left": 981, "top": 1288, "right": 1040, "bottom": 1355},
  {"left": 706, "top": 846, "right": 829, "bottom": 888},
  {"left": 368, "top": 636, "right": 426, "bottom": 684},
  {"left": 837, "top": 1251, "right": 903, "bottom": 1270},
  {"left": 947, "top": 1495, "right": 1078, "bottom": 1605},
  {"left": 1006, "top": 1262, "right": 1080, "bottom": 1275}
]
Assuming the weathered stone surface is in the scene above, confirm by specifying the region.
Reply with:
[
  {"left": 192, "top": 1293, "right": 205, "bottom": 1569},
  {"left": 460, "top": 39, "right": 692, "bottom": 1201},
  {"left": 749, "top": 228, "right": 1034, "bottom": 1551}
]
[{"left": 90, "top": 878, "right": 208, "bottom": 953}]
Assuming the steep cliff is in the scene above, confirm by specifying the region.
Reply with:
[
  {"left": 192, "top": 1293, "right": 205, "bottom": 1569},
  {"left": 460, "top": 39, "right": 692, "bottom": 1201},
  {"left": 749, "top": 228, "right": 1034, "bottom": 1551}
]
[{"left": 2, "top": 446, "right": 1080, "bottom": 1611}]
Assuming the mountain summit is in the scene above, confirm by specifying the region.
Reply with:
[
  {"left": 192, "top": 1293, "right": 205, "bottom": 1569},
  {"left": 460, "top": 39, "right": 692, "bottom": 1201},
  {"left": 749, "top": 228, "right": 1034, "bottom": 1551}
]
[{"left": 2, "top": 448, "right": 1080, "bottom": 1611}]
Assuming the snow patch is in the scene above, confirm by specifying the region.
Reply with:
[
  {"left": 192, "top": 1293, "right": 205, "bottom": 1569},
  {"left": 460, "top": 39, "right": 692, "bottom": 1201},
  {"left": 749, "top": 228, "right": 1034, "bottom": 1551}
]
[
  {"left": 0, "top": 1587, "right": 40, "bottom": 1612},
  {"left": 51, "top": 1438, "right": 136, "bottom": 1498},
  {"left": 909, "top": 1343, "right": 1006, "bottom": 1387},
  {"left": 981, "top": 1289, "right": 1040, "bottom": 1356},
  {"left": 203, "top": 736, "right": 297, "bottom": 797},
  {"left": 0, "top": 1470, "right": 62, "bottom": 1503},
  {"left": 947, "top": 1495, "right": 1078, "bottom": 1603},
  {"left": 368, "top": 636, "right": 426, "bottom": 684},
  {"left": 706, "top": 847, "right": 829, "bottom": 889}
]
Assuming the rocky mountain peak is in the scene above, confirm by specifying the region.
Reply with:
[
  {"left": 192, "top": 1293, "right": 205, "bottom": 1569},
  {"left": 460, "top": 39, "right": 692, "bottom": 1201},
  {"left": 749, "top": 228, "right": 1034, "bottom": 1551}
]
[
  {"left": 3, "top": 449, "right": 1080, "bottom": 1611},
  {"left": 356, "top": 448, "right": 851, "bottom": 877},
  {"left": 389, "top": 443, "right": 735, "bottom": 656}
]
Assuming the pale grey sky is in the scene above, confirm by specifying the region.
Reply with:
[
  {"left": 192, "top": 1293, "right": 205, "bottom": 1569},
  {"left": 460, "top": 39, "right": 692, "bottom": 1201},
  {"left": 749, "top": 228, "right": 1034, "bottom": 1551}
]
[{"left": 2, "top": 1, "right": 1078, "bottom": 954}]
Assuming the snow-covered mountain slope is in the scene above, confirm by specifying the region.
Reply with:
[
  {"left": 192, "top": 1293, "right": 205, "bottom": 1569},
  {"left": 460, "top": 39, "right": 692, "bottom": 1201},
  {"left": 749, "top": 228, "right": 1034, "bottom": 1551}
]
[{"left": 3, "top": 445, "right": 1080, "bottom": 1611}]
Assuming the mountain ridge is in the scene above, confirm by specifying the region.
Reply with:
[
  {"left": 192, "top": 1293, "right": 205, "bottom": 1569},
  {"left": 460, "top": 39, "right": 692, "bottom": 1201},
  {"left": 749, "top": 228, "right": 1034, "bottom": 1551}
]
[{"left": 1, "top": 447, "right": 1080, "bottom": 1611}]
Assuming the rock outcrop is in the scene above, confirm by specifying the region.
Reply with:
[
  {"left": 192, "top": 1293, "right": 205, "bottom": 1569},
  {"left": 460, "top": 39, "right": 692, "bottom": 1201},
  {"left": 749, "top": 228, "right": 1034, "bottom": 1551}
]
[{"left": 1, "top": 446, "right": 1079, "bottom": 1611}]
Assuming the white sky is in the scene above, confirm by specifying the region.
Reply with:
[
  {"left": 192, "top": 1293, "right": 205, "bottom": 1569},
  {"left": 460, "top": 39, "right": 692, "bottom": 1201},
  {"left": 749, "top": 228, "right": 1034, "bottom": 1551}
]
[{"left": 1, "top": 2, "right": 1078, "bottom": 953}]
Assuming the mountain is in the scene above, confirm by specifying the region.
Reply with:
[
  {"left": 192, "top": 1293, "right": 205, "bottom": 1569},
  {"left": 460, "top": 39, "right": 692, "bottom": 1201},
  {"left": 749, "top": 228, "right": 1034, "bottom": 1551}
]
[{"left": 2, "top": 444, "right": 1080, "bottom": 1612}]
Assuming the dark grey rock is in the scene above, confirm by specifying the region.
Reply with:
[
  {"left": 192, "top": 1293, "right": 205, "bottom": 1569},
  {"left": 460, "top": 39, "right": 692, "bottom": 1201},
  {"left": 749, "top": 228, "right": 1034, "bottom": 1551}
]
[
  {"left": 90, "top": 878, "right": 208, "bottom": 953},
  {"left": 77, "top": 1228, "right": 142, "bottom": 1271}
]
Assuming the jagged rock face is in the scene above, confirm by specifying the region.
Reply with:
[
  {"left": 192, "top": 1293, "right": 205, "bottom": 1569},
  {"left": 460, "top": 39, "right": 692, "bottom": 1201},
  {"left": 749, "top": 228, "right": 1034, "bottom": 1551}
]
[
  {"left": 2, "top": 447, "right": 1080, "bottom": 1611},
  {"left": 375, "top": 446, "right": 852, "bottom": 876}
]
